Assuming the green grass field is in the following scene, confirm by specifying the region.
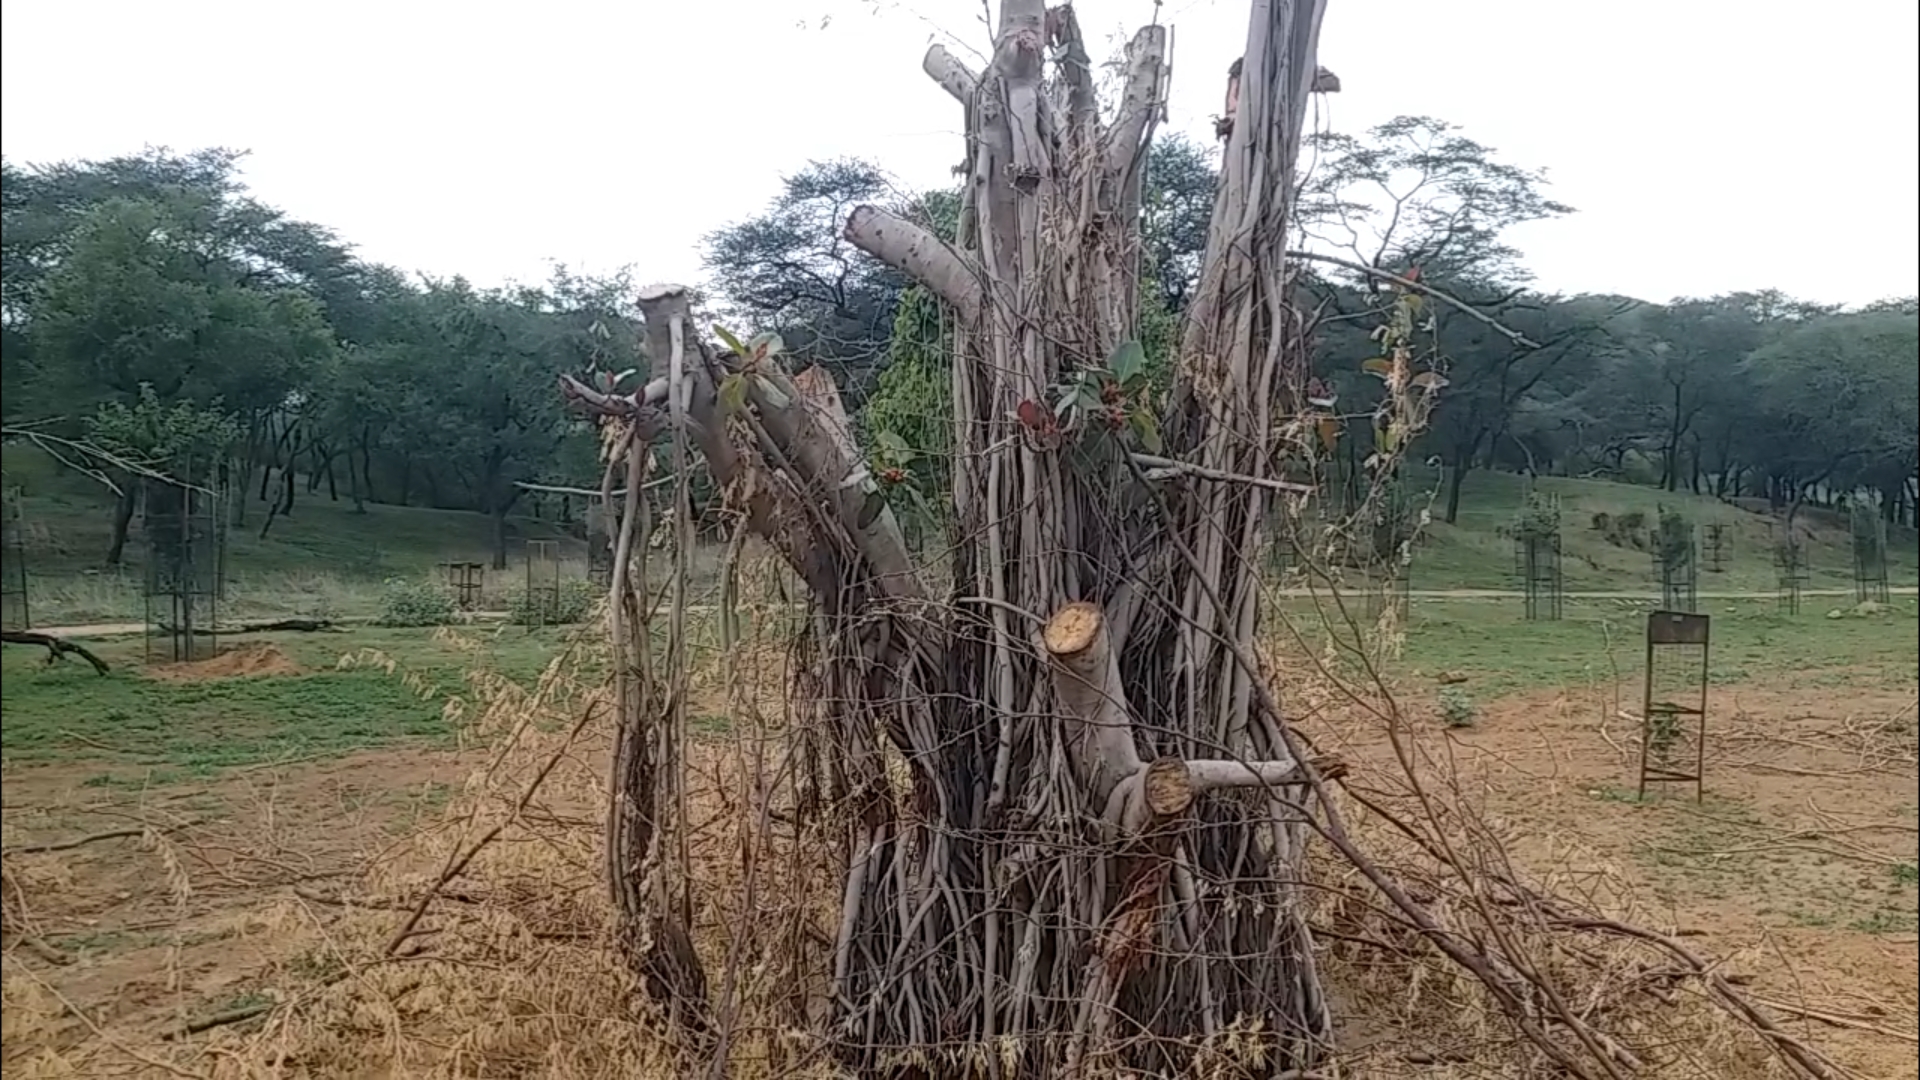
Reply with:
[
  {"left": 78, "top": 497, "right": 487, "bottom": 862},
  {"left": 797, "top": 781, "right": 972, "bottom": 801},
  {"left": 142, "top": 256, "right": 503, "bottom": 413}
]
[
  {"left": 7, "top": 445, "right": 1914, "bottom": 628},
  {"left": 7, "top": 594, "right": 1910, "bottom": 782},
  {"left": 0, "top": 626, "right": 586, "bottom": 776},
  {"left": 1391, "top": 594, "right": 1919, "bottom": 698},
  {"left": 3, "top": 440, "right": 1916, "bottom": 781},
  {"left": 1385, "top": 466, "right": 1919, "bottom": 594}
]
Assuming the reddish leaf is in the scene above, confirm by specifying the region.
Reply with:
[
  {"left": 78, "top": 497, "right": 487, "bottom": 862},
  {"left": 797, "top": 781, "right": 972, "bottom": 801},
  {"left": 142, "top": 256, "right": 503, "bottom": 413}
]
[{"left": 1017, "top": 399, "right": 1048, "bottom": 431}]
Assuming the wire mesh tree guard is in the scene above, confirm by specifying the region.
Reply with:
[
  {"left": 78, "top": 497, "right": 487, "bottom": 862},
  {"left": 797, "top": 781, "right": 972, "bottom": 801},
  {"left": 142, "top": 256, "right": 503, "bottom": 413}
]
[
  {"left": 1651, "top": 506, "right": 1698, "bottom": 613},
  {"left": 143, "top": 472, "right": 228, "bottom": 664},
  {"left": 1702, "top": 522, "right": 1728, "bottom": 574},
  {"left": 441, "top": 561, "right": 486, "bottom": 610},
  {"left": 1512, "top": 492, "right": 1563, "bottom": 621},
  {"left": 522, "top": 539, "right": 562, "bottom": 627},
  {"left": 1, "top": 486, "right": 29, "bottom": 632},
  {"left": 1636, "top": 610, "right": 1710, "bottom": 802},
  {"left": 1850, "top": 501, "right": 1890, "bottom": 605},
  {"left": 1773, "top": 532, "right": 1809, "bottom": 615}
]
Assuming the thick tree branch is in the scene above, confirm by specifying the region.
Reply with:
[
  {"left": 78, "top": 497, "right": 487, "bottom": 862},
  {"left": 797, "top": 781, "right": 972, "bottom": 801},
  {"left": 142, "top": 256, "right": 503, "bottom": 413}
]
[
  {"left": 747, "top": 364, "right": 925, "bottom": 601},
  {"left": 1050, "top": 4, "right": 1099, "bottom": 143},
  {"left": 922, "top": 44, "right": 979, "bottom": 103},
  {"left": 2, "top": 631, "right": 111, "bottom": 676},
  {"left": 1103, "top": 25, "right": 1169, "bottom": 183},
  {"left": 1041, "top": 602, "right": 1145, "bottom": 806},
  {"left": 842, "top": 205, "right": 980, "bottom": 320},
  {"left": 995, "top": 0, "right": 1050, "bottom": 194}
]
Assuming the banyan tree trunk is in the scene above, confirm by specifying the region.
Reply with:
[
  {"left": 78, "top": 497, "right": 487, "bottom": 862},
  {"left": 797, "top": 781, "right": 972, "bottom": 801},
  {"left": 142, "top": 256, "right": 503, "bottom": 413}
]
[{"left": 563, "top": 1, "right": 1336, "bottom": 1075}]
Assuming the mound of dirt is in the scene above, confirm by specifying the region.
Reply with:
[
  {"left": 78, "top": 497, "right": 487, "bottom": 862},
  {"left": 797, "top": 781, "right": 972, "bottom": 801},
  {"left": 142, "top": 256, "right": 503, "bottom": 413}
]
[{"left": 145, "top": 643, "right": 304, "bottom": 682}]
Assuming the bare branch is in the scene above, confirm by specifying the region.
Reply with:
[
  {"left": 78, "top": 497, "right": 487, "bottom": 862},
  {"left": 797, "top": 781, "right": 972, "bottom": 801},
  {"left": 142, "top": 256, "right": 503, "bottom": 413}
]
[
  {"left": 1287, "top": 250, "right": 1544, "bottom": 347},
  {"left": 513, "top": 477, "right": 671, "bottom": 499},
  {"left": 1, "top": 631, "right": 112, "bottom": 676},
  {"left": 1133, "top": 453, "right": 1316, "bottom": 495},
  {"left": 0, "top": 425, "right": 209, "bottom": 495}
]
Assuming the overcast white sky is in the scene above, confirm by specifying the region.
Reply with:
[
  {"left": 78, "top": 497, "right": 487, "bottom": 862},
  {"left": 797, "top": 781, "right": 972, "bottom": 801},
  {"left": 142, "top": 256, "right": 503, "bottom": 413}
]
[{"left": 4, "top": 0, "right": 1916, "bottom": 307}]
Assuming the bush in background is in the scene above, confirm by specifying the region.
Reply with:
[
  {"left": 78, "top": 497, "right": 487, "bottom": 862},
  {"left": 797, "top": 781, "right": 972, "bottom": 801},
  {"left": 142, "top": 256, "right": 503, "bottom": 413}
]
[
  {"left": 376, "top": 577, "right": 456, "bottom": 627},
  {"left": 505, "top": 578, "right": 599, "bottom": 626}
]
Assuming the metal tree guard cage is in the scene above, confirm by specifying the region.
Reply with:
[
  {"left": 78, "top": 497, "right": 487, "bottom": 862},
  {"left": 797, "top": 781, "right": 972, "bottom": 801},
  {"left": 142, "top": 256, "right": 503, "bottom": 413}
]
[
  {"left": 1851, "top": 502, "right": 1890, "bottom": 605},
  {"left": 586, "top": 502, "right": 614, "bottom": 588},
  {"left": 1263, "top": 504, "right": 1296, "bottom": 577},
  {"left": 1636, "top": 610, "right": 1711, "bottom": 802},
  {"left": 441, "top": 561, "right": 486, "bottom": 611},
  {"left": 1652, "top": 508, "right": 1698, "bottom": 613},
  {"left": 523, "top": 539, "right": 562, "bottom": 627},
  {"left": 1702, "top": 523, "right": 1728, "bottom": 574},
  {"left": 1773, "top": 534, "right": 1808, "bottom": 615},
  {"left": 1513, "top": 492, "right": 1563, "bottom": 622},
  {"left": 143, "top": 474, "right": 228, "bottom": 664},
  {"left": 1, "top": 486, "right": 28, "bottom": 632}
]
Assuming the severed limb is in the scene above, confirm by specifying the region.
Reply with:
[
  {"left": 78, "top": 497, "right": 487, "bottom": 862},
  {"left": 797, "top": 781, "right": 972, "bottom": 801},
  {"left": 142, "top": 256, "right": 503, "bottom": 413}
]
[
  {"left": 842, "top": 206, "right": 981, "bottom": 322},
  {"left": 1040, "top": 602, "right": 1145, "bottom": 807},
  {"left": 2, "top": 631, "right": 110, "bottom": 676}
]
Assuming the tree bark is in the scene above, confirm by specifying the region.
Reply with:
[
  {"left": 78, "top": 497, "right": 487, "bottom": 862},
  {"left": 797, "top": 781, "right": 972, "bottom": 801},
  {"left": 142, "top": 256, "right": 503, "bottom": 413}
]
[
  {"left": 104, "top": 482, "right": 138, "bottom": 567},
  {"left": 844, "top": 1, "right": 1333, "bottom": 1071},
  {"left": 1444, "top": 459, "right": 1471, "bottom": 524}
]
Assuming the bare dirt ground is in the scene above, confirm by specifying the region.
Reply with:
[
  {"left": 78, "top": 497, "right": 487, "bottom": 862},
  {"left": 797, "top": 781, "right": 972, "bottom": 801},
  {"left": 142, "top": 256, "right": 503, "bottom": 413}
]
[
  {"left": 4, "top": 675, "right": 1915, "bottom": 1077},
  {"left": 1297, "top": 677, "right": 1920, "bottom": 1079},
  {"left": 2, "top": 744, "right": 481, "bottom": 1064}
]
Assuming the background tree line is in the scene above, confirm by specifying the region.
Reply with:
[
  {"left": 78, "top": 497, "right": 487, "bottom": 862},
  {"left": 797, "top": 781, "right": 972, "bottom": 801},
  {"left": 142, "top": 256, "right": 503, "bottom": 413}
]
[
  {"left": 1, "top": 148, "right": 635, "bottom": 567},
  {"left": 3, "top": 124, "right": 1914, "bottom": 576},
  {"left": 713, "top": 119, "right": 1916, "bottom": 529}
]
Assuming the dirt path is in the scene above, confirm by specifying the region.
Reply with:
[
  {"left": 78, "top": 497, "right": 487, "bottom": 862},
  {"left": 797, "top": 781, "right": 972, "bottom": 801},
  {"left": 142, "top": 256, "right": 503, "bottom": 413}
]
[{"left": 24, "top": 586, "right": 1916, "bottom": 640}]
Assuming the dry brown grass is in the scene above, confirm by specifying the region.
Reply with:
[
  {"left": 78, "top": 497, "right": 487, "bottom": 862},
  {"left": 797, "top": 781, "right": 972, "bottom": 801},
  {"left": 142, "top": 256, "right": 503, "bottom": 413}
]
[{"left": 3, "top": 603, "right": 1912, "bottom": 1079}]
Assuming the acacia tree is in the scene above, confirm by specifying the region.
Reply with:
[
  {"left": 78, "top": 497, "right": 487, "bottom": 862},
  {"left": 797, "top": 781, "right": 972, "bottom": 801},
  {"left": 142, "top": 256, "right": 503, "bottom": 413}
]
[{"left": 702, "top": 158, "right": 913, "bottom": 402}]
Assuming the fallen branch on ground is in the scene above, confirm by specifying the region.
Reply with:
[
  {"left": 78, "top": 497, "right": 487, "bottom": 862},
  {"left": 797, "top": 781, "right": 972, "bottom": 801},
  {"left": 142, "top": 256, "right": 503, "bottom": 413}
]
[
  {"left": 158, "top": 618, "right": 341, "bottom": 636},
  {"left": 162, "top": 1000, "right": 277, "bottom": 1040},
  {"left": 1747, "top": 997, "right": 1919, "bottom": 1043},
  {"left": 1, "top": 630, "right": 111, "bottom": 675},
  {"left": 3, "top": 819, "right": 204, "bottom": 857}
]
